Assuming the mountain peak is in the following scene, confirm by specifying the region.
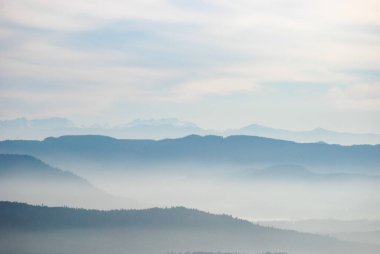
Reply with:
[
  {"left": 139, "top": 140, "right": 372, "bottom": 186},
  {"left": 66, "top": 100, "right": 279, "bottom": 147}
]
[
  {"left": 311, "top": 127, "right": 330, "bottom": 133},
  {"left": 241, "top": 123, "right": 273, "bottom": 131}
]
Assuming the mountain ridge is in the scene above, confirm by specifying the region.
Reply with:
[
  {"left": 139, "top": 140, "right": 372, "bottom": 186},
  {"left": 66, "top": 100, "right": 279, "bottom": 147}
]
[
  {"left": 1, "top": 134, "right": 379, "bottom": 175},
  {"left": 1, "top": 117, "right": 380, "bottom": 145}
]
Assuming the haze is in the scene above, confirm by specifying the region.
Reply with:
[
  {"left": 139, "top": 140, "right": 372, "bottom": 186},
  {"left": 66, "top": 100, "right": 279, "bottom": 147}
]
[{"left": 1, "top": 1, "right": 380, "bottom": 253}]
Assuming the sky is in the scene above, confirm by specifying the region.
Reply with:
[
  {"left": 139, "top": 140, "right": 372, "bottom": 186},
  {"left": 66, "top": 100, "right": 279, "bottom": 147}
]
[{"left": 0, "top": 0, "right": 380, "bottom": 133}]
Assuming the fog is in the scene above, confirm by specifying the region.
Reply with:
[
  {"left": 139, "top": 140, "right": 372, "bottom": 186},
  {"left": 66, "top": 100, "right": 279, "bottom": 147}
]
[
  {"left": 0, "top": 228, "right": 377, "bottom": 254},
  {"left": 256, "top": 219, "right": 380, "bottom": 246},
  {"left": 4, "top": 160, "right": 379, "bottom": 221},
  {"left": 0, "top": 179, "right": 143, "bottom": 210},
  {"left": 88, "top": 167, "right": 380, "bottom": 221},
  {"left": 2, "top": 154, "right": 380, "bottom": 253}
]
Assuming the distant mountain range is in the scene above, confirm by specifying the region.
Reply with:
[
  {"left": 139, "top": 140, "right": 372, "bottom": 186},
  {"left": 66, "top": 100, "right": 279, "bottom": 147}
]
[
  {"left": 0, "top": 135, "right": 379, "bottom": 176},
  {"left": 0, "top": 117, "right": 208, "bottom": 141},
  {"left": 0, "top": 201, "right": 376, "bottom": 254},
  {"left": 0, "top": 154, "right": 141, "bottom": 209},
  {"left": 1, "top": 117, "right": 380, "bottom": 145},
  {"left": 230, "top": 124, "right": 380, "bottom": 146}
]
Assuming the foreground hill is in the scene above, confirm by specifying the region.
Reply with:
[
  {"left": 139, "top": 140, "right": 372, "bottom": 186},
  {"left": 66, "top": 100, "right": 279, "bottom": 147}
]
[
  {"left": 0, "top": 135, "right": 378, "bottom": 174},
  {"left": 0, "top": 201, "right": 376, "bottom": 254},
  {"left": 0, "top": 154, "right": 141, "bottom": 209}
]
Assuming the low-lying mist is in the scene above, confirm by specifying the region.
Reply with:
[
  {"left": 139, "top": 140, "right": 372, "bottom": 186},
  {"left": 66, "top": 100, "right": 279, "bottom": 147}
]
[
  {"left": 101, "top": 174, "right": 379, "bottom": 221},
  {"left": 2, "top": 153, "right": 380, "bottom": 252},
  {"left": 51, "top": 162, "right": 380, "bottom": 221},
  {"left": 2, "top": 227, "right": 373, "bottom": 254}
]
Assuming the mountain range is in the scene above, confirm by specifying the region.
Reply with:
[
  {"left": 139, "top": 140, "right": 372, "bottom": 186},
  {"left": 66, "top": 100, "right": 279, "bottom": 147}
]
[
  {"left": 1, "top": 117, "right": 380, "bottom": 145},
  {"left": 0, "top": 135, "right": 378, "bottom": 176}
]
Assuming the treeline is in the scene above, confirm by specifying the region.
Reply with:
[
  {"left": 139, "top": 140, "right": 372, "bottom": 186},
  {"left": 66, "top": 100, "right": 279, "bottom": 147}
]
[
  {"left": 1, "top": 202, "right": 370, "bottom": 254},
  {"left": 0, "top": 201, "right": 265, "bottom": 231}
]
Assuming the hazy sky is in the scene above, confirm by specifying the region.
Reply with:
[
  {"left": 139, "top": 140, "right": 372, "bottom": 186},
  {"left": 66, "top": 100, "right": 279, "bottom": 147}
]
[{"left": 1, "top": 0, "right": 380, "bottom": 132}]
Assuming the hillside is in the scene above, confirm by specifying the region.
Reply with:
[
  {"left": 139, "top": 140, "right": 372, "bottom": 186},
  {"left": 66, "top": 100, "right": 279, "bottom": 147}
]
[
  {"left": 0, "top": 201, "right": 376, "bottom": 254},
  {"left": 0, "top": 154, "right": 87, "bottom": 183},
  {"left": 0, "top": 154, "right": 141, "bottom": 209}
]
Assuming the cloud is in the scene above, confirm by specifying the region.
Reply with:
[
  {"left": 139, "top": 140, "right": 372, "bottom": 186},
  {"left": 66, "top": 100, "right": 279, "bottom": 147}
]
[
  {"left": 1, "top": 0, "right": 380, "bottom": 131},
  {"left": 0, "top": 0, "right": 213, "bottom": 32},
  {"left": 0, "top": 1, "right": 97, "bottom": 31},
  {"left": 166, "top": 78, "right": 264, "bottom": 101},
  {"left": 326, "top": 84, "right": 380, "bottom": 111},
  {"left": 0, "top": 37, "right": 180, "bottom": 89}
]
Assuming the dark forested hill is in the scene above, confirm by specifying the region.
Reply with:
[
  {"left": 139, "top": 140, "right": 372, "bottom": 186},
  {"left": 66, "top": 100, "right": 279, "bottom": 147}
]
[
  {"left": 0, "top": 201, "right": 261, "bottom": 230},
  {"left": 0, "top": 135, "right": 378, "bottom": 174},
  {"left": 0, "top": 201, "right": 376, "bottom": 254}
]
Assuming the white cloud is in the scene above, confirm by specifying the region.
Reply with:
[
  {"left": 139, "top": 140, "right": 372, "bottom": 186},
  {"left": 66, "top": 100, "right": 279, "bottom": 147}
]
[
  {"left": 326, "top": 84, "right": 380, "bottom": 111},
  {"left": 0, "top": 0, "right": 212, "bottom": 31},
  {"left": 0, "top": 38, "right": 180, "bottom": 87},
  {"left": 2, "top": 0, "right": 380, "bottom": 31},
  {"left": 0, "top": 1, "right": 96, "bottom": 31},
  {"left": 1, "top": 0, "right": 380, "bottom": 131},
  {"left": 167, "top": 78, "right": 264, "bottom": 101}
]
